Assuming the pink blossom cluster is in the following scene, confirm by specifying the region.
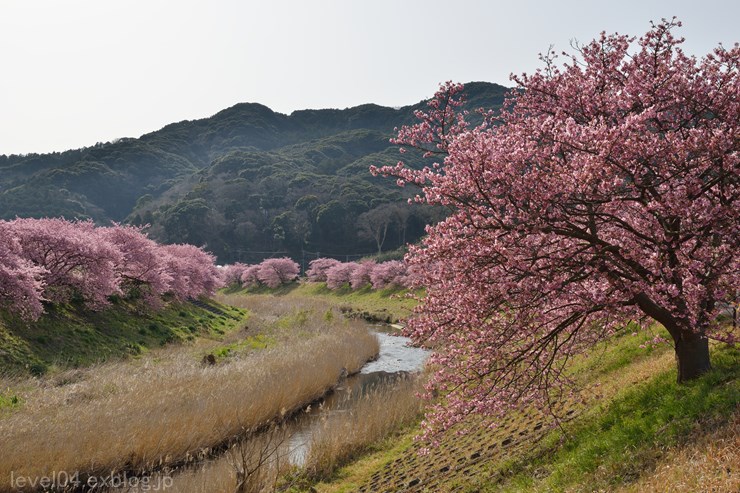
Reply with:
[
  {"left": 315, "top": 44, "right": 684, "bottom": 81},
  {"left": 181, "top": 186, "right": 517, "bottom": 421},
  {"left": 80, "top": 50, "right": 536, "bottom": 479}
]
[
  {"left": 306, "top": 258, "right": 420, "bottom": 290},
  {"left": 220, "top": 257, "right": 300, "bottom": 289},
  {"left": 373, "top": 20, "right": 739, "bottom": 440},
  {"left": 0, "top": 218, "right": 221, "bottom": 320}
]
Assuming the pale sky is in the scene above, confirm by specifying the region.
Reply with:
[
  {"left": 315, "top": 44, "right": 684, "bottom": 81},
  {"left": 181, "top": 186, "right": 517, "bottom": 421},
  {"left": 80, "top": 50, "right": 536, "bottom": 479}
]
[{"left": 1, "top": 0, "right": 738, "bottom": 156}]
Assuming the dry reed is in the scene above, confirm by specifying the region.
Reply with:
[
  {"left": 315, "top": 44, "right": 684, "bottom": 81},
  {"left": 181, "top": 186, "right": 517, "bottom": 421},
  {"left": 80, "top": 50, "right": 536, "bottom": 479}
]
[
  {"left": 0, "top": 299, "right": 379, "bottom": 491},
  {"left": 302, "top": 374, "right": 424, "bottom": 481},
  {"left": 616, "top": 411, "right": 739, "bottom": 493}
]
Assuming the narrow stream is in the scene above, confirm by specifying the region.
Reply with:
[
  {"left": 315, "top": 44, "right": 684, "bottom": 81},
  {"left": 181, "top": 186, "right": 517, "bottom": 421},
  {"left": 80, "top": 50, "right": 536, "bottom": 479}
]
[
  {"left": 287, "top": 326, "right": 429, "bottom": 465},
  {"left": 111, "top": 325, "right": 428, "bottom": 491}
]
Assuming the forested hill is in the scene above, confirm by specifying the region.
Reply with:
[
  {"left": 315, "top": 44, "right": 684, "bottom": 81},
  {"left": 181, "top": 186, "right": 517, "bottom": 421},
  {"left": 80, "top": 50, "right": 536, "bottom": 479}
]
[{"left": 0, "top": 82, "right": 508, "bottom": 263}]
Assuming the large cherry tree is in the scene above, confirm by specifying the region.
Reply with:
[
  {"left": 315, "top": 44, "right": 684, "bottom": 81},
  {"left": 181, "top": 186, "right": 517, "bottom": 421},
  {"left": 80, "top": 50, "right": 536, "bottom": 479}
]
[
  {"left": 100, "top": 224, "right": 173, "bottom": 307},
  {"left": 373, "top": 20, "right": 739, "bottom": 436}
]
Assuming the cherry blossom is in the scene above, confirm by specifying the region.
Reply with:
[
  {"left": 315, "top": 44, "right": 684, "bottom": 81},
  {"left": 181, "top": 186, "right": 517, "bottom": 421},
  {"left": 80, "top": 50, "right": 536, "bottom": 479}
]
[
  {"left": 305, "top": 258, "right": 342, "bottom": 282},
  {"left": 0, "top": 222, "right": 45, "bottom": 320},
  {"left": 256, "top": 257, "right": 300, "bottom": 288},
  {"left": 374, "top": 20, "right": 739, "bottom": 439}
]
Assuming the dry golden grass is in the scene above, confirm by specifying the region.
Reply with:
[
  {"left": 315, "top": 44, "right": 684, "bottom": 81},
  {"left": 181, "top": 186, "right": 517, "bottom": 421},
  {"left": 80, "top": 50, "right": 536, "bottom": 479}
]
[
  {"left": 0, "top": 299, "right": 379, "bottom": 491},
  {"left": 303, "top": 375, "right": 424, "bottom": 481},
  {"left": 160, "top": 424, "right": 296, "bottom": 493},
  {"left": 616, "top": 412, "right": 740, "bottom": 493}
]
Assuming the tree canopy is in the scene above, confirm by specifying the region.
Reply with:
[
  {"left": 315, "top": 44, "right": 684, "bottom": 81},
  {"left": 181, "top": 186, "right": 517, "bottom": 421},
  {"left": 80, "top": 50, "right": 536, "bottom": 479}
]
[
  {"left": 374, "top": 19, "right": 739, "bottom": 439},
  {"left": 0, "top": 219, "right": 221, "bottom": 320}
]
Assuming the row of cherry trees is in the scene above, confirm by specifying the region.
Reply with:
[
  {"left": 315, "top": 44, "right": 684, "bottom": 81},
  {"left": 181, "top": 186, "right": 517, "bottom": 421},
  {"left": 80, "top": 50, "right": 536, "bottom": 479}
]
[
  {"left": 220, "top": 257, "right": 301, "bottom": 289},
  {"left": 219, "top": 257, "right": 422, "bottom": 291},
  {"left": 0, "top": 218, "right": 221, "bottom": 320},
  {"left": 306, "top": 258, "right": 421, "bottom": 290}
]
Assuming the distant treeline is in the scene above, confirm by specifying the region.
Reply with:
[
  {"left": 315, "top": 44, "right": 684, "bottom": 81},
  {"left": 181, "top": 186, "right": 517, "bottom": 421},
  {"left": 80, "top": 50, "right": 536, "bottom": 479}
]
[{"left": 220, "top": 257, "right": 422, "bottom": 291}]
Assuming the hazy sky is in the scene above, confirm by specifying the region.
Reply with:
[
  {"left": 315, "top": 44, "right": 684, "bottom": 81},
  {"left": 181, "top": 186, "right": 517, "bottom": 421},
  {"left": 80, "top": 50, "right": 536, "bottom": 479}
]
[{"left": 1, "top": 0, "right": 738, "bottom": 155}]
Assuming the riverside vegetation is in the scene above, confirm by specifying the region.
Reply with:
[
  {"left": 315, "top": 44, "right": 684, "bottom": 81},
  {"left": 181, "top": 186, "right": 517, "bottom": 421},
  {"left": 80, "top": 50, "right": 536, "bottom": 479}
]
[
  {"left": 308, "top": 330, "right": 738, "bottom": 493},
  {"left": 1, "top": 20, "right": 737, "bottom": 493},
  {"left": 0, "top": 282, "right": 736, "bottom": 492},
  {"left": 0, "top": 293, "right": 384, "bottom": 492}
]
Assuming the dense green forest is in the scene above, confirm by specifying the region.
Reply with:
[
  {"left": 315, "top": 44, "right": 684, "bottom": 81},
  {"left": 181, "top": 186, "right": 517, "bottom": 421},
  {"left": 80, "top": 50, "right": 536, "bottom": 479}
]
[{"left": 0, "top": 82, "right": 507, "bottom": 262}]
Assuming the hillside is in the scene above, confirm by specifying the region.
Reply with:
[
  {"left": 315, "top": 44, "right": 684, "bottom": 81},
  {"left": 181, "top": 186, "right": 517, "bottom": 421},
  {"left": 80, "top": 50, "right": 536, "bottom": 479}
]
[
  {"left": 310, "top": 336, "right": 738, "bottom": 493},
  {"left": 0, "top": 297, "right": 246, "bottom": 376},
  {"left": 0, "top": 82, "right": 509, "bottom": 262}
]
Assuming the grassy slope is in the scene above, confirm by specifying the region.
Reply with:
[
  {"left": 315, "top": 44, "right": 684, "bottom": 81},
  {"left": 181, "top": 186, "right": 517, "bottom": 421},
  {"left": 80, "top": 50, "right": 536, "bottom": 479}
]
[
  {"left": 0, "top": 297, "right": 247, "bottom": 377},
  {"left": 305, "top": 329, "right": 738, "bottom": 492},
  {"left": 220, "top": 281, "right": 417, "bottom": 324}
]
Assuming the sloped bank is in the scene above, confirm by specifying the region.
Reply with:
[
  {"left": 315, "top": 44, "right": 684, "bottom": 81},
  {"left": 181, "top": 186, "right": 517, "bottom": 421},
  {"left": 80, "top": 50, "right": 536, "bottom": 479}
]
[
  {"left": 0, "top": 297, "right": 245, "bottom": 376},
  {"left": 0, "top": 301, "right": 378, "bottom": 493},
  {"left": 219, "top": 281, "right": 418, "bottom": 325},
  {"left": 312, "top": 335, "right": 739, "bottom": 493}
]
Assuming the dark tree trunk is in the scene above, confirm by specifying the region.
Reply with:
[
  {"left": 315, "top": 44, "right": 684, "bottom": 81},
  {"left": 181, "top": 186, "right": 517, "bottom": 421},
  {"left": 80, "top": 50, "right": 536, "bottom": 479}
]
[
  {"left": 632, "top": 293, "right": 712, "bottom": 383},
  {"left": 674, "top": 330, "right": 711, "bottom": 383}
]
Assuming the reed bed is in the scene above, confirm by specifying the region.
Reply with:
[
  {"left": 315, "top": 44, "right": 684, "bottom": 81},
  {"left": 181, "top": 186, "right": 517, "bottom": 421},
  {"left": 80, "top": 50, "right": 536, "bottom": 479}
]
[
  {"left": 143, "top": 424, "right": 295, "bottom": 493},
  {"left": 146, "top": 375, "right": 425, "bottom": 493},
  {"left": 302, "top": 375, "right": 424, "bottom": 481},
  {"left": 0, "top": 299, "right": 379, "bottom": 491}
]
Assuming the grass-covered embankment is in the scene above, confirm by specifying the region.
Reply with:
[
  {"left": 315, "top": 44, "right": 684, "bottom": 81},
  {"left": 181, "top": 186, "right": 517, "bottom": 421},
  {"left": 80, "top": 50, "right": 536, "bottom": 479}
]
[
  {"left": 219, "top": 281, "right": 417, "bottom": 324},
  {"left": 308, "top": 331, "right": 738, "bottom": 493},
  {"left": 0, "top": 297, "right": 245, "bottom": 376}
]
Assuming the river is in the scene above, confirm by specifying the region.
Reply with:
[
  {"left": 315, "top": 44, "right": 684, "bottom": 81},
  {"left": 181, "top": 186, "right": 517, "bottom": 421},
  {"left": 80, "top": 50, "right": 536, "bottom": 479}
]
[
  {"left": 287, "top": 326, "right": 429, "bottom": 465},
  {"left": 111, "top": 325, "right": 428, "bottom": 492}
]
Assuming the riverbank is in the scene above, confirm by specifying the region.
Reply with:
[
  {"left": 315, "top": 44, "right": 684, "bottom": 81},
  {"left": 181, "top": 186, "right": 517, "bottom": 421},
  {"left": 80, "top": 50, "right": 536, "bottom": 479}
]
[
  {"left": 3, "top": 287, "right": 736, "bottom": 492},
  {"left": 0, "top": 297, "right": 246, "bottom": 377},
  {"left": 219, "top": 281, "right": 418, "bottom": 324},
  {"left": 0, "top": 298, "right": 379, "bottom": 492},
  {"left": 217, "top": 284, "right": 739, "bottom": 493},
  {"left": 309, "top": 334, "right": 739, "bottom": 493}
]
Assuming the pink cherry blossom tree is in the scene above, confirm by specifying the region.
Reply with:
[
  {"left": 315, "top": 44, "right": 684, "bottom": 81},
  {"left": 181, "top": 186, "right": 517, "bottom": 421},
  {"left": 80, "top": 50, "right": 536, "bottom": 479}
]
[
  {"left": 240, "top": 264, "right": 261, "bottom": 288},
  {"left": 305, "top": 258, "right": 342, "bottom": 282},
  {"left": 256, "top": 257, "right": 300, "bottom": 288},
  {"left": 370, "top": 260, "right": 407, "bottom": 289},
  {"left": 160, "top": 244, "right": 221, "bottom": 300},
  {"left": 349, "top": 261, "right": 376, "bottom": 290},
  {"left": 220, "top": 262, "right": 249, "bottom": 287},
  {"left": 9, "top": 218, "right": 122, "bottom": 309},
  {"left": 0, "top": 219, "right": 222, "bottom": 317},
  {"left": 325, "top": 262, "right": 359, "bottom": 290},
  {"left": 0, "top": 222, "right": 45, "bottom": 320},
  {"left": 100, "top": 224, "right": 172, "bottom": 307},
  {"left": 399, "top": 263, "right": 426, "bottom": 290},
  {"left": 373, "top": 20, "right": 739, "bottom": 438}
]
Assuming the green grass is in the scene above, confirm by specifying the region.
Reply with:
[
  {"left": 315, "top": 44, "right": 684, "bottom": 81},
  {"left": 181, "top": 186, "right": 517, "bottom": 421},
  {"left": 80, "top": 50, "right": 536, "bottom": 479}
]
[
  {"left": 499, "top": 344, "right": 739, "bottom": 492},
  {"left": 0, "top": 298, "right": 248, "bottom": 376},
  {"left": 308, "top": 329, "right": 738, "bottom": 493},
  {"left": 211, "top": 334, "right": 276, "bottom": 359},
  {"left": 0, "top": 391, "right": 21, "bottom": 413},
  {"left": 303, "top": 432, "right": 418, "bottom": 493},
  {"left": 226, "top": 281, "right": 418, "bottom": 324}
]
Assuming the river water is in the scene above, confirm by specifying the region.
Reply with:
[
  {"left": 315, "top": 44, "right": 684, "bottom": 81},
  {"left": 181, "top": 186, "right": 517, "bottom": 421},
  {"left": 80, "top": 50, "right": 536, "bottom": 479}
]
[
  {"left": 287, "top": 326, "right": 429, "bottom": 465},
  {"left": 111, "top": 325, "right": 428, "bottom": 491}
]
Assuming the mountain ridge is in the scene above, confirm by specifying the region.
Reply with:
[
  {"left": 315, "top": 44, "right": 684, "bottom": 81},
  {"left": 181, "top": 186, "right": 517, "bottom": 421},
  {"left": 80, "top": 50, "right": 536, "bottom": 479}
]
[{"left": 0, "top": 82, "right": 509, "bottom": 262}]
